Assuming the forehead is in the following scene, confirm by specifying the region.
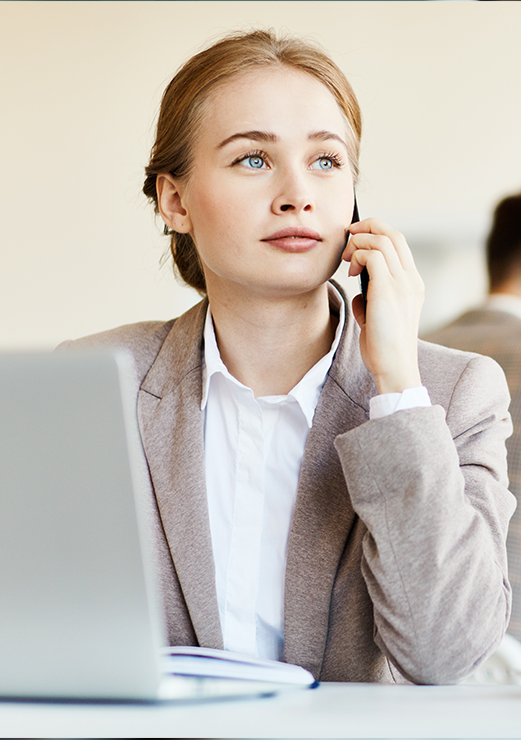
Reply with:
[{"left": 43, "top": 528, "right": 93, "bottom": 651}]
[{"left": 199, "top": 66, "right": 347, "bottom": 143}]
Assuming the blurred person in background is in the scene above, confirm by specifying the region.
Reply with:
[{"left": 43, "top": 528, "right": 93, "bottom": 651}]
[{"left": 425, "top": 192, "right": 521, "bottom": 644}]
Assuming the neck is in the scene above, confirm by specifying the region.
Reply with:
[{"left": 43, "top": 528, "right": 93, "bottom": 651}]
[
  {"left": 207, "top": 282, "right": 337, "bottom": 398},
  {"left": 490, "top": 275, "right": 521, "bottom": 298}
]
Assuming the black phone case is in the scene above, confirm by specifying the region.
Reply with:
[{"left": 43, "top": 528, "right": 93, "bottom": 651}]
[{"left": 351, "top": 197, "right": 369, "bottom": 308}]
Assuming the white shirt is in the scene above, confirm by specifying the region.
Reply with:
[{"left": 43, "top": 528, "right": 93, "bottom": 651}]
[
  {"left": 201, "top": 285, "right": 431, "bottom": 660},
  {"left": 486, "top": 293, "right": 521, "bottom": 321}
]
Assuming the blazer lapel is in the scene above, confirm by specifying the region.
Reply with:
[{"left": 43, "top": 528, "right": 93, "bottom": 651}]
[
  {"left": 137, "top": 299, "right": 223, "bottom": 649},
  {"left": 284, "top": 291, "right": 376, "bottom": 677},
  {"left": 135, "top": 282, "right": 374, "bottom": 663}
]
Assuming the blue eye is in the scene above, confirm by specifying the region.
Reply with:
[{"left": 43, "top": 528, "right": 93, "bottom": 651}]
[
  {"left": 311, "top": 157, "right": 334, "bottom": 170},
  {"left": 232, "top": 152, "right": 268, "bottom": 170},
  {"left": 245, "top": 155, "right": 265, "bottom": 168}
]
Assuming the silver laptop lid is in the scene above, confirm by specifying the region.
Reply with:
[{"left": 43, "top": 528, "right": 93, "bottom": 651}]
[{"left": 0, "top": 350, "right": 163, "bottom": 700}]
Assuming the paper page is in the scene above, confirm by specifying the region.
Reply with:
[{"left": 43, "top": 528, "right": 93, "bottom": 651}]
[{"left": 161, "top": 646, "right": 315, "bottom": 686}]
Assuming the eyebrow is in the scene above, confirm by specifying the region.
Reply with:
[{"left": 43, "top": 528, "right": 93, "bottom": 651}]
[
  {"left": 217, "top": 129, "right": 348, "bottom": 150},
  {"left": 218, "top": 131, "right": 277, "bottom": 149},
  {"left": 308, "top": 130, "right": 349, "bottom": 151}
]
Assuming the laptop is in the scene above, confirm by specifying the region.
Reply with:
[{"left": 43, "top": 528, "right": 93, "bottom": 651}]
[{"left": 0, "top": 350, "right": 307, "bottom": 701}]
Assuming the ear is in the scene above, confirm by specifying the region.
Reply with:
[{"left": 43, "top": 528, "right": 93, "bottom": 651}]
[{"left": 156, "top": 173, "right": 193, "bottom": 234}]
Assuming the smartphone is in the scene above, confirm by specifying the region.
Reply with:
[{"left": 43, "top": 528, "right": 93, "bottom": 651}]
[{"left": 351, "top": 196, "right": 369, "bottom": 309}]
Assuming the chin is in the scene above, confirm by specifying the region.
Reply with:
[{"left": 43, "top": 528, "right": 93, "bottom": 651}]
[{"left": 255, "top": 271, "right": 334, "bottom": 298}]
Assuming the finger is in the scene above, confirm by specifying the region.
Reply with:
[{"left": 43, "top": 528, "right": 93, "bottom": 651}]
[
  {"left": 349, "top": 247, "right": 425, "bottom": 313},
  {"left": 348, "top": 248, "right": 390, "bottom": 283},
  {"left": 348, "top": 218, "right": 416, "bottom": 271},
  {"left": 348, "top": 218, "right": 415, "bottom": 271},
  {"left": 344, "top": 233, "right": 403, "bottom": 278}
]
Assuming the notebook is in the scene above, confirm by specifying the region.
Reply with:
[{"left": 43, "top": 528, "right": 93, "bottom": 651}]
[{"left": 0, "top": 350, "right": 314, "bottom": 701}]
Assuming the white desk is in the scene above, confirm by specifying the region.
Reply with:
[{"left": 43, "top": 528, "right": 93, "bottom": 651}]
[{"left": 1, "top": 682, "right": 520, "bottom": 738}]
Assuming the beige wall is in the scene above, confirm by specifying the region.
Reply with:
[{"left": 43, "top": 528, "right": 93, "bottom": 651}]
[{"left": 1, "top": 0, "right": 521, "bottom": 348}]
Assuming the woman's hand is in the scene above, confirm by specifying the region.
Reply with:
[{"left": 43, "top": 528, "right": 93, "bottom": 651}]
[{"left": 342, "top": 218, "right": 425, "bottom": 395}]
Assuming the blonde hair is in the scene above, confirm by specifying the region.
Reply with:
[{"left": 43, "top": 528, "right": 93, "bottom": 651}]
[{"left": 143, "top": 29, "right": 362, "bottom": 293}]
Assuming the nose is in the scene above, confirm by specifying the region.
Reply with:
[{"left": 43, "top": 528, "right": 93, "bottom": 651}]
[{"left": 271, "top": 171, "right": 315, "bottom": 215}]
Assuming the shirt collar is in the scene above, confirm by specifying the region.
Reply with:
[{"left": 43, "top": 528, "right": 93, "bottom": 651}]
[
  {"left": 201, "top": 307, "right": 243, "bottom": 409},
  {"left": 201, "top": 283, "right": 345, "bottom": 428},
  {"left": 486, "top": 293, "right": 521, "bottom": 321}
]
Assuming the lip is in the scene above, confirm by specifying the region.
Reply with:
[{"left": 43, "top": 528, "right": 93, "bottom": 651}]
[{"left": 262, "top": 226, "right": 322, "bottom": 252}]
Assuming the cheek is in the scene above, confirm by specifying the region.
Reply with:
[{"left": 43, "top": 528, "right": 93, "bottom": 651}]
[
  {"left": 185, "top": 181, "right": 226, "bottom": 243},
  {"left": 186, "top": 194, "right": 246, "bottom": 273},
  {"left": 325, "top": 180, "right": 354, "bottom": 213},
  {"left": 191, "top": 178, "right": 259, "bottom": 244}
]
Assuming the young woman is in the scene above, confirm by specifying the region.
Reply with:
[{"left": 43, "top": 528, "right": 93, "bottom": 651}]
[{"left": 64, "top": 29, "right": 515, "bottom": 684}]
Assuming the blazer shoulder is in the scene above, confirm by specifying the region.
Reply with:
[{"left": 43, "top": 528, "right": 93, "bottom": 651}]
[
  {"left": 418, "top": 338, "right": 509, "bottom": 412},
  {"left": 57, "top": 320, "right": 176, "bottom": 384},
  {"left": 419, "top": 336, "right": 482, "bottom": 365}
]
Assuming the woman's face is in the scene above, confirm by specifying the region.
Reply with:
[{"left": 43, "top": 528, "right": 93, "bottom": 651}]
[{"left": 169, "top": 67, "right": 355, "bottom": 300}]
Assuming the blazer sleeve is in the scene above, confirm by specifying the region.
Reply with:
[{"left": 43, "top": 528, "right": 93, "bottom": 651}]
[{"left": 334, "top": 353, "right": 516, "bottom": 685}]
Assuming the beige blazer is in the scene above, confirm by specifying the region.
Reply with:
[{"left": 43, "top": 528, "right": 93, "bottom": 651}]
[
  {"left": 425, "top": 308, "right": 521, "bottom": 641},
  {"left": 62, "top": 286, "right": 515, "bottom": 684}
]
